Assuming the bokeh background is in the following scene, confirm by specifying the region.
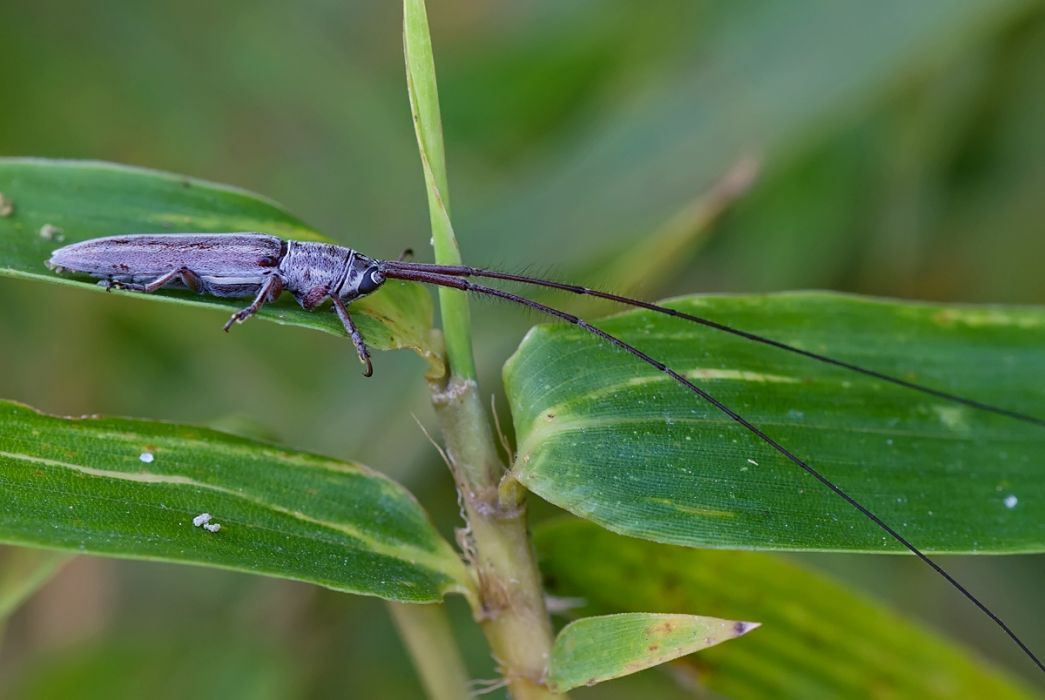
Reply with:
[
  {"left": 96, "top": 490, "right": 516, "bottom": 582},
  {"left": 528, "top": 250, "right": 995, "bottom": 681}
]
[{"left": 1, "top": 1, "right": 1043, "bottom": 697}]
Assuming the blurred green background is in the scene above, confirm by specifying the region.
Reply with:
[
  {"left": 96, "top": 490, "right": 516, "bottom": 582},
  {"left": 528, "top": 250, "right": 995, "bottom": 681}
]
[{"left": 1, "top": 0, "right": 1043, "bottom": 697}]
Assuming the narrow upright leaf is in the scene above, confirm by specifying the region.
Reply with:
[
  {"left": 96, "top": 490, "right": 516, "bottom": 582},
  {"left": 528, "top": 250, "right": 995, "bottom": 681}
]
[
  {"left": 403, "top": 0, "right": 475, "bottom": 379},
  {"left": 546, "top": 612, "right": 757, "bottom": 693}
]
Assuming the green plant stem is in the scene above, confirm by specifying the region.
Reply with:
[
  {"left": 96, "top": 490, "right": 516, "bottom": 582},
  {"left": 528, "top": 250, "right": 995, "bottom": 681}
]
[
  {"left": 403, "top": 2, "right": 560, "bottom": 695},
  {"left": 0, "top": 546, "right": 70, "bottom": 649},
  {"left": 387, "top": 602, "right": 472, "bottom": 700},
  {"left": 430, "top": 376, "right": 561, "bottom": 700},
  {"left": 0, "top": 546, "right": 69, "bottom": 619}
]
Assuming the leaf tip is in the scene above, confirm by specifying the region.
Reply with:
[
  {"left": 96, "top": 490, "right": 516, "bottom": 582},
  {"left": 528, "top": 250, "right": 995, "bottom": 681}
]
[{"left": 733, "top": 620, "right": 760, "bottom": 636}]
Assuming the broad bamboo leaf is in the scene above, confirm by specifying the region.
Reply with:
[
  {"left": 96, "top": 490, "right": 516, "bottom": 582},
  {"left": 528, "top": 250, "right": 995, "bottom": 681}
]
[
  {"left": 0, "top": 158, "right": 437, "bottom": 364},
  {"left": 546, "top": 612, "right": 758, "bottom": 693},
  {"left": 0, "top": 400, "right": 470, "bottom": 602},
  {"left": 536, "top": 519, "right": 1033, "bottom": 699},
  {"left": 505, "top": 292, "right": 1045, "bottom": 552}
]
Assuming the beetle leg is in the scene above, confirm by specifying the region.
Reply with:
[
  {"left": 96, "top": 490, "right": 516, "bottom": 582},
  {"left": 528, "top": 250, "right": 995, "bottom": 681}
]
[
  {"left": 107, "top": 266, "right": 203, "bottom": 294},
  {"left": 300, "top": 285, "right": 330, "bottom": 310},
  {"left": 329, "top": 294, "right": 373, "bottom": 377},
  {"left": 223, "top": 275, "right": 284, "bottom": 332}
]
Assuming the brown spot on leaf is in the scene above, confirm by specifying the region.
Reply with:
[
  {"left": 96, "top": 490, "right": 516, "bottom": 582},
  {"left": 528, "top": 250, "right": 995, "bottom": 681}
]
[{"left": 647, "top": 620, "right": 678, "bottom": 635}]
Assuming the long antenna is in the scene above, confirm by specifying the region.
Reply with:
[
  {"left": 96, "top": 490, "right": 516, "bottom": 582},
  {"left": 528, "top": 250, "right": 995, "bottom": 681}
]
[
  {"left": 381, "top": 264, "right": 1045, "bottom": 674},
  {"left": 383, "top": 261, "right": 1045, "bottom": 427}
]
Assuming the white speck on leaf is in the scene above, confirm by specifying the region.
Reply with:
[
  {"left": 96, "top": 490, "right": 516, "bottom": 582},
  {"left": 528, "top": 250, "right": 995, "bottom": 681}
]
[
  {"left": 932, "top": 405, "right": 968, "bottom": 431},
  {"left": 203, "top": 522, "right": 222, "bottom": 533},
  {"left": 1004, "top": 495, "right": 1018, "bottom": 509},
  {"left": 139, "top": 452, "right": 154, "bottom": 463},
  {"left": 192, "top": 513, "right": 212, "bottom": 527},
  {"left": 747, "top": 458, "right": 759, "bottom": 466},
  {"left": 39, "top": 224, "right": 65, "bottom": 242}
]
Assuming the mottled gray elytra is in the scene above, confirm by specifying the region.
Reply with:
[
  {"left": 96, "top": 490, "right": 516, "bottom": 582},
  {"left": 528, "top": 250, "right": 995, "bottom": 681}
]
[{"left": 47, "top": 231, "right": 1044, "bottom": 672}]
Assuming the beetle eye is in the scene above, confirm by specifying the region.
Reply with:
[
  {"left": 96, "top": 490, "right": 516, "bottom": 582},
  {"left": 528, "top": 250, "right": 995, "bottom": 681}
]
[{"left": 358, "top": 267, "right": 384, "bottom": 295}]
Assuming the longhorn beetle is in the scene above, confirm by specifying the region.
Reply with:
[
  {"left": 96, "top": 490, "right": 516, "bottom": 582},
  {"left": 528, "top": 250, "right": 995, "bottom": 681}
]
[{"left": 47, "top": 231, "right": 1045, "bottom": 674}]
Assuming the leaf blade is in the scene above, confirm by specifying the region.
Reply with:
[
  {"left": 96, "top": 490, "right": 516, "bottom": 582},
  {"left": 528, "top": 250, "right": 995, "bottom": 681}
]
[
  {"left": 536, "top": 519, "right": 1034, "bottom": 699},
  {"left": 506, "top": 292, "right": 1045, "bottom": 553},
  {"left": 403, "top": 0, "right": 474, "bottom": 380},
  {"left": 0, "top": 158, "right": 437, "bottom": 362},
  {"left": 0, "top": 400, "right": 470, "bottom": 603},
  {"left": 546, "top": 612, "right": 757, "bottom": 693}
]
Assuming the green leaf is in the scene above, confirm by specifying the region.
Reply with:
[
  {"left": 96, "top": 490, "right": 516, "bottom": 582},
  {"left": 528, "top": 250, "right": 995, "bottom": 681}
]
[
  {"left": 505, "top": 292, "right": 1045, "bottom": 552},
  {"left": 0, "top": 400, "right": 471, "bottom": 603},
  {"left": 0, "top": 158, "right": 437, "bottom": 365},
  {"left": 403, "top": 0, "right": 475, "bottom": 380},
  {"left": 546, "top": 612, "right": 758, "bottom": 693},
  {"left": 536, "top": 519, "right": 1034, "bottom": 699}
]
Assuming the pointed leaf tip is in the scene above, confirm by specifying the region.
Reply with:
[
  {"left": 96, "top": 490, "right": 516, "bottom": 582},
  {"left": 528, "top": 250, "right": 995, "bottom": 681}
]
[{"left": 546, "top": 612, "right": 759, "bottom": 692}]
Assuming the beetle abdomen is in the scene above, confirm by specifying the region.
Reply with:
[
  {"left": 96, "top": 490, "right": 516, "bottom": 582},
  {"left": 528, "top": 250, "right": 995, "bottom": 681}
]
[{"left": 47, "top": 233, "right": 285, "bottom": 278}]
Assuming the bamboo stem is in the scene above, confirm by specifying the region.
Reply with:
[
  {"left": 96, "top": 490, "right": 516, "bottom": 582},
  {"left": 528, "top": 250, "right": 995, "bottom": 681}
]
[
  {"left": 403, "top": 2, "right": 562, "bottom": 694},
  {"left": 430, "top": 376, "right": 561, "bottom": 700},
  {"left": 388, "top": 601, "right": 472, "bottom": 700}
]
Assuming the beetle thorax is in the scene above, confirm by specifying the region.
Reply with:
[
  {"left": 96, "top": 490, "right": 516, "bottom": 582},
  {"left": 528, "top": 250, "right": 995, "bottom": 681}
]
[{"left": 278, "top": 242, "right": 360, "bottom": 308}]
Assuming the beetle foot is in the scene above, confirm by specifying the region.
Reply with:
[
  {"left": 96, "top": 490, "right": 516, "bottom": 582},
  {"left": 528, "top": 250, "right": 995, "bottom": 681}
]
[
  {"left": 223, "top": 311, "right": 248, "bottom": 332},
  {"left": 102, "top": 279, "right": 132, "bottom": 292}
]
